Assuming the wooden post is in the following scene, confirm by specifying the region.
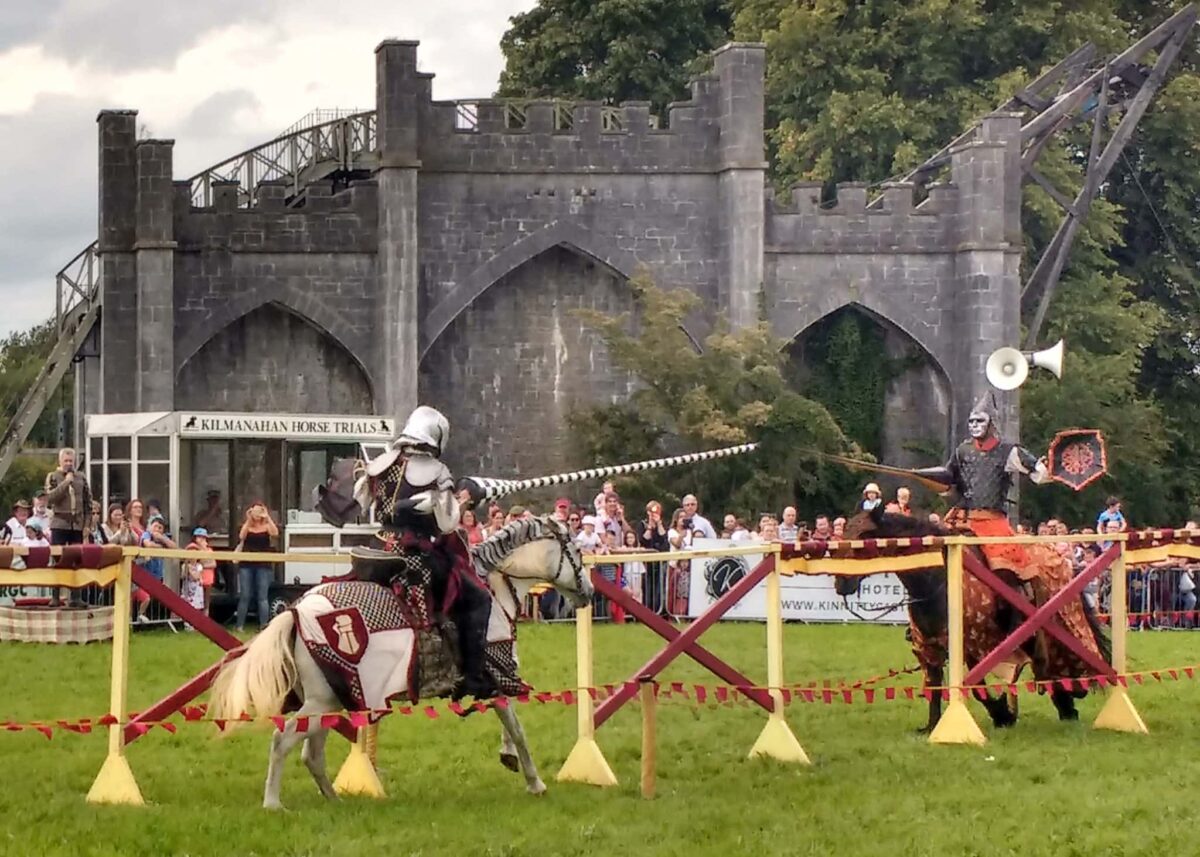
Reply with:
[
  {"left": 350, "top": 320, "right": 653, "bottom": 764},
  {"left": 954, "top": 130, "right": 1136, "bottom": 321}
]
[
  {"left": 749, "top": 552, "right": 809, "bottom": 763},
  {"left": 556, "top": 602, "right": 618, "bottom": 785},
  {"left": 640, "top": 680, "right": 656, "bottom": 799},
  {"left": 1095, "top": 538, "right": 1148, "bottom": 733},
  {"left": 87, "top": 556, "right": 144, "bottom": 805},
  {"left": 929, "top": 542, "right": 986, "bottom": 745}
]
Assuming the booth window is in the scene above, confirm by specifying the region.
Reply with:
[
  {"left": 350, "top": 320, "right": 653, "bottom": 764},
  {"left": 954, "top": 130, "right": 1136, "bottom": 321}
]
[{"left": 286, "top": 443, "right": 357, "bottom": 519}]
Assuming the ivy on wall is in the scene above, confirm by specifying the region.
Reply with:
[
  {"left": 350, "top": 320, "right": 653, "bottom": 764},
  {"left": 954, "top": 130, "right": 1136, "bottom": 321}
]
[{"left": 793, "top": 309, "right": 911, "bottom": 458}]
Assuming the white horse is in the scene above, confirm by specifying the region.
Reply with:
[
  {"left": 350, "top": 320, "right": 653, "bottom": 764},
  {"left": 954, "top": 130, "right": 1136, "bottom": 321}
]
[{"left": 209, "top": 517, "right": 591, "bottom": 809}]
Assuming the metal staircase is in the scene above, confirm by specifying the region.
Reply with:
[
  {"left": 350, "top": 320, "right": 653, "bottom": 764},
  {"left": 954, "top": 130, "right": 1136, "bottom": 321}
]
[
  {"left": 0, "top": 243, "right": 101, "bottom": 483},
  {"left": 0, "top": 111, "right": 382, "bottom": 485}
]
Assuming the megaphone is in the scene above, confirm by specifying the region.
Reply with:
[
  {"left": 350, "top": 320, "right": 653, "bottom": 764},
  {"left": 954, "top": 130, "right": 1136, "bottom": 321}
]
[{"left": 985, "top": 339, "right": 1064, "bottom": 391}]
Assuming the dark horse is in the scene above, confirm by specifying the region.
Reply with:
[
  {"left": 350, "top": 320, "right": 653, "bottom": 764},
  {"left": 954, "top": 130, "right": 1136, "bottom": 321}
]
[{"left": 838, "top": 505, "right": 1109, "bottom": 731}]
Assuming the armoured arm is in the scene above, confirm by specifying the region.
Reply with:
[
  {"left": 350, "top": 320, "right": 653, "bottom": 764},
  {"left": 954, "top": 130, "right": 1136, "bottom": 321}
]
[
  {"left": 913, "top": 452, "right": 958, "bottom": 492},
  {"left": 1007, "top": 446, "right": 1049, "bottom": 484}
]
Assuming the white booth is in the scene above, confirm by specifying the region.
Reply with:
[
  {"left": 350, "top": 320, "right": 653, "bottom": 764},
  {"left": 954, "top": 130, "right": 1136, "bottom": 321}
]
[{"left": 85, "top": 411, "right": 392, "bottom": 609}]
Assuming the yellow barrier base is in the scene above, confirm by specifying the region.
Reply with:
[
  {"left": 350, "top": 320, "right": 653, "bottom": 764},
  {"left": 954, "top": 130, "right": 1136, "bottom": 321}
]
[
  {"left": 86, "top": 753, "right": 144, "bottom": 806},
  {"left": 1093, "top": 689, "right": 1148, "bottom": 734},
  {"left": 556, "top": 737, "right": 618, "bottom": 786},
  {"left": 749, "top": 716, "right": 810, "bottom": 764},
  {"left": 333, "top": 742, "right": 386, "bottom": 798},
  {"left": 928, "top": 700, "right": 987, "bottom": 746}
]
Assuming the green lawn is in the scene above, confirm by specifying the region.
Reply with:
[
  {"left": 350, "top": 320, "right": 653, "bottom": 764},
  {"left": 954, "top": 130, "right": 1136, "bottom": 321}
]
[{"left": 0, "top": 622, "right": 1197, "bottom": 857}]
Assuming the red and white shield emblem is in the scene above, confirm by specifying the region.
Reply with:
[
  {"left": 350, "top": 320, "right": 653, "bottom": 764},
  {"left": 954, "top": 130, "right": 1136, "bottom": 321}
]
[{"left": 316, "top": 608, "right": 369, "bottom": 665}]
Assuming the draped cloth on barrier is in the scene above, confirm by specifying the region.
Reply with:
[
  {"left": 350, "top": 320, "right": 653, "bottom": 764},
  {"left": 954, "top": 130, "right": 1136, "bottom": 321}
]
[{"left": 0, "top": 545, "right": 125, "bottom": 643}]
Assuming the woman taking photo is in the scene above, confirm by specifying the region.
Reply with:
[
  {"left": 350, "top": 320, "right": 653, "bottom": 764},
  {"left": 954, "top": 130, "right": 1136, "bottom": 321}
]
[{"left": 235, "top": 502, "right": 278, "bottom": 632}]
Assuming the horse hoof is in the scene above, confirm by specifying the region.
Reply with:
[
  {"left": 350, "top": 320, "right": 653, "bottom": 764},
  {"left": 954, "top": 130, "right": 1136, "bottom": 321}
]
[
  {"left": 915, "top": 724, "right": 934, "bottom": 735},
  {"left": 499, "top": 752, "right": 520, "bottom": 772},
  {"left": 263, "top": 800, "right": 286, "bottom": 811},
  {"left": 527, "top": 779, "right": 547, "bottom": 796}
]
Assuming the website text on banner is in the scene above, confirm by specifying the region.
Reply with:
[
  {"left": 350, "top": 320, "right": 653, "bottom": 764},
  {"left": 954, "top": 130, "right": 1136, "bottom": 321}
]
[{"left": 686, "top": 539, "right": 907, "bottom": 624}]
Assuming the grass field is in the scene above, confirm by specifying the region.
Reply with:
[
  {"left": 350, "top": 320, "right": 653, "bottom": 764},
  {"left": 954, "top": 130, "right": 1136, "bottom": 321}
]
[{"left": 0, "top": 622, "right": 1197, "bottom": 857}]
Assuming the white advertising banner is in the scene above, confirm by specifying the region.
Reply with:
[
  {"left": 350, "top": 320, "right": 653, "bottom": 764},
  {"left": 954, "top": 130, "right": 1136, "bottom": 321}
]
[
  {"left": 0, "top": 583, "right": 48, "bottom": 606},
  {"left": 686, "top": 538, "right": 908, "bottom": 624}
]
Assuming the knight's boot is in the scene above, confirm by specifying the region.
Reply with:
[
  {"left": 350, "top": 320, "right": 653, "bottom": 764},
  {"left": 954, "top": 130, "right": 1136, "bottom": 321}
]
[{"left": 455, "top": 601, "right": 495, "bottom": 699}]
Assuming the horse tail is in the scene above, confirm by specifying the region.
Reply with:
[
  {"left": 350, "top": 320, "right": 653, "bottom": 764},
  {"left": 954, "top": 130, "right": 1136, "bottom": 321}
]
[{"left": 209, "top": 611, "right": 298, "bottom": 725}]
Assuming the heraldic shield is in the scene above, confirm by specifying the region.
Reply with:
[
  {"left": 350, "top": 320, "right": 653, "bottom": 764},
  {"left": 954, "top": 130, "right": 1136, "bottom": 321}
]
[{"left": 1047, "top": 428, "right": 1108, "bottom": 491}]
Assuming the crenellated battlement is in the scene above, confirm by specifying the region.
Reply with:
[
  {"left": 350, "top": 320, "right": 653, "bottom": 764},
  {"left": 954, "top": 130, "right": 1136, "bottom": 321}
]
[
  {"left": 172, "top": 179, "right": 378, "bottom": 253},
  {"left": 766, "top": 180, "right": 958, "bottom": 253},
  {"left": 374, "top": 40, "right": 764, "bottom": 173}
]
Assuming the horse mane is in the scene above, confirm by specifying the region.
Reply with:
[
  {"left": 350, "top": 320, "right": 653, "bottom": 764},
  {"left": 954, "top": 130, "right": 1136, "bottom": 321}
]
[{"left": 472, "top": 515, "right": 567, "bottom": 572}]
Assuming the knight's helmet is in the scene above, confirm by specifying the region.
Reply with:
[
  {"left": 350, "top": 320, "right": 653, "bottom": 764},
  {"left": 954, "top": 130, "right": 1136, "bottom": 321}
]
[
  {"left": 967, "top": 391, "right": 1001, "bottom": 438},
  {"left": 397, "top": 406, "right": 450, "bottom": 455}
]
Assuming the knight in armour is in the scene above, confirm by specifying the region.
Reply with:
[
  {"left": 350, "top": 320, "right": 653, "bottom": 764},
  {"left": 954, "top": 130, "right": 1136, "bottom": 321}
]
[
  {"left": 354, "top": 405, "right": 495, "bottom": 699},
  {"left": 914, "top": 392, "right": 1049, "bottom": 575},
  {"left": 913, "top": 393, "right": 1101, "bottom": 670}
]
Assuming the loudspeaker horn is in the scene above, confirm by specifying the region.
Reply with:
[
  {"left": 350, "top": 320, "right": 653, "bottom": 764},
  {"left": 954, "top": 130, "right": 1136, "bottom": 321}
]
[
  {"left": 1029, "top": 338, "right": 1064, "bottom": 379},
  {"left": 986, "top": 347, "right": 1028, "bottom": 390},
  {"left": 985, "top": 339, "right": 1066, "bottom": 390}
]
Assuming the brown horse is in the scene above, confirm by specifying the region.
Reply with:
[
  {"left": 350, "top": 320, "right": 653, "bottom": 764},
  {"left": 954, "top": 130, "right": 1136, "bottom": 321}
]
[{"left": 838, "top": 505, "right": 1109, "bottom": 731}]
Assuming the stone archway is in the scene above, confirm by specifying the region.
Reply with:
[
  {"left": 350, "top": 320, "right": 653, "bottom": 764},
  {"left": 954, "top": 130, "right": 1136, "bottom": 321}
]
[
  {"left": 418, "top": 245, "right": 635, "bottom": 477},
  {"left": 176, "top": 302, "right": 373, "bottom": 413},
  {"left": 786, "top": 304, "right": 952, "bottom": 468}
]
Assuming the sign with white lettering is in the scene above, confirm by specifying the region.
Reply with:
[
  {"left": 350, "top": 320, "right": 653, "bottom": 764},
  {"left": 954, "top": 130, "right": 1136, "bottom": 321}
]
[{"left": 179, "top": 413, "right": 394, "bottom": 441}]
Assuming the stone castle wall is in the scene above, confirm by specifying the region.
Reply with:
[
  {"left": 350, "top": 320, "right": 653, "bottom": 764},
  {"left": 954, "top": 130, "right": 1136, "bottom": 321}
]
[{"left": 85, "top": 39, "right": 1023, "bottom": 476}]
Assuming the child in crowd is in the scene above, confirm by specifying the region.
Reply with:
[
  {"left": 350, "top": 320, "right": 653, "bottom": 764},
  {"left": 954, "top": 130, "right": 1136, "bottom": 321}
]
[
  {"left": 23, "top": 519, "right": 49, "bottom": 549},
  {"left": 183, "top": 527, "right": 217, "bottom": 621},
  {"left": 574, "top": 516, "right": 603, "bottom": 552},
  {"left": 136, "top": 514, "right": 178, "bottom": 623}
]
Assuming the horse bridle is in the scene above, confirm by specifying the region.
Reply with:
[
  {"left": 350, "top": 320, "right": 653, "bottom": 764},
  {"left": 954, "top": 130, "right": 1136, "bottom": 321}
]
[
  {"left": 548, "top": 524, "right": 588, "bottom": 595},
  {"left": 492, "top": 525, "right": 588, "bottom": 620}
]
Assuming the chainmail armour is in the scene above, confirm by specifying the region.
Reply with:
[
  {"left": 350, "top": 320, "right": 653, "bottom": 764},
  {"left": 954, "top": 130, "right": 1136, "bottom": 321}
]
[{"left": 948, "top": 440, "right": 1039, "bottom": 512}]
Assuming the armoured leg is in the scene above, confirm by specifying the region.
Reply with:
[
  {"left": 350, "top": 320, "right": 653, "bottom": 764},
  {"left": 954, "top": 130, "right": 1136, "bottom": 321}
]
[{"left": 455, "top": 587, "right": 495, "bottom": 699}]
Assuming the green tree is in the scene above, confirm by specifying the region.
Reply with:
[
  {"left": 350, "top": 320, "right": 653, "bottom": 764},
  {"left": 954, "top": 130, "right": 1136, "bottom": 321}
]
[
  {"left": 497, "top": 0, "right": 732, "bottom": 115},
  {"left": 567, "top": 273, "right": 860, "bottom": 522},
  {"left": 0, "top": 318, "right": 72, "bottom": 503}
]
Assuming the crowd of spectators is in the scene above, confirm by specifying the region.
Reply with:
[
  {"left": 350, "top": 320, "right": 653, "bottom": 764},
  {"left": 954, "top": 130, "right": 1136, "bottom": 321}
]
[{"left": 467, "top": 486, "right": 1200, "bottom": 627}]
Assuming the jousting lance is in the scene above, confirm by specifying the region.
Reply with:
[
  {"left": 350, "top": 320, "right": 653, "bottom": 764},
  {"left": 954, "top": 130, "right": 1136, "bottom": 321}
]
[{"left": 459, "top": 443, "right": 760, "bottom": 502}]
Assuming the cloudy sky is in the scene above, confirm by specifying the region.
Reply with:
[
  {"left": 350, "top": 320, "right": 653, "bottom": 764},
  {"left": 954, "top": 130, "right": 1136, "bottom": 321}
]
[{"left": 0, "top": 0, "right": 537, "bottom": 337}]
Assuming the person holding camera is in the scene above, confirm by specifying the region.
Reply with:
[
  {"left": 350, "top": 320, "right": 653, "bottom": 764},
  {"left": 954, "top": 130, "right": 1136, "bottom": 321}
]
[{"left": 234, "top": 502, "right": 279, "bottom": 632}]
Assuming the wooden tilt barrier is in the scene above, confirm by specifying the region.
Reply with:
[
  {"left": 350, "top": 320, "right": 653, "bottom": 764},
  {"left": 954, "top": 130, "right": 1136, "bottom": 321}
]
[
  {"left": 67, "top": 546, "right": 382, "bottom": 806},
  {"left": 3, "top": 532, "right": 1197, "bottom": 802},
  {"left": 558, "top": 531, "right": 1200, "bottom": 785}
]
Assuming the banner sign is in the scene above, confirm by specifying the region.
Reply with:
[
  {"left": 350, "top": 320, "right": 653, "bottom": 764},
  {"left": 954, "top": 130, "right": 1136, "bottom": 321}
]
[
  {"left": 179, "top": 413, "right": 394, "bottom": 441},
  {"left": 686, "top": 539, "right": 908, "bottom": 624}
]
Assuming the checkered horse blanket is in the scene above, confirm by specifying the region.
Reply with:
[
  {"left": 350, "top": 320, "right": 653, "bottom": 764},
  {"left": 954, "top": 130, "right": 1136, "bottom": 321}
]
[{"left": 292, "top": 581, "right": 422, "bottom": 712}]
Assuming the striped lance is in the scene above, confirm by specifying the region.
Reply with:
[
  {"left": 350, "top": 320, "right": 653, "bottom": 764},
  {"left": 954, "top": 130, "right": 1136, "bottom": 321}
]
[{"left": 459, "top": 443, "right": 759, "bottom": 502}]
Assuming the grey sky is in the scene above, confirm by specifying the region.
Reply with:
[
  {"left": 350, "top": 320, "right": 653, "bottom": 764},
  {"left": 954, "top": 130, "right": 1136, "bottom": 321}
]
[{"left": 0, "top": 0, "right": 536, "bottom": 337}]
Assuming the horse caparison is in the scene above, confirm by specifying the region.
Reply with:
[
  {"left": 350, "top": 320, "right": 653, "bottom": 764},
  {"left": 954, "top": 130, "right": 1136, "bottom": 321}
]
[
  {"left": 840, "top": 507, "right": 1110, "bottom": 732},
  {"left": 208, "top": 516, "right": 592, "bottom": 809}
]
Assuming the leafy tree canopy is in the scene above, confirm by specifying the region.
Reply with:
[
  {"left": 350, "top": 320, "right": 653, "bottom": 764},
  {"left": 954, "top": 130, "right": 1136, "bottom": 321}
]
[{"left": 497, "top": 0, "right": 731, "bottom": 115}]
